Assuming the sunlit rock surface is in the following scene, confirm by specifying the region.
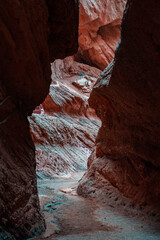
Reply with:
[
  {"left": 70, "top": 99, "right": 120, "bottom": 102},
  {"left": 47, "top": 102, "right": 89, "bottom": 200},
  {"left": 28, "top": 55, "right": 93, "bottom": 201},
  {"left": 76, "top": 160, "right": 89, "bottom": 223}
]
[
  {"left": 30, "top": 57, "right": 101, "bottom": 178},
  {"left": 78, "top": 0, "right": 160, "bottom": 214},
  {"left": 76, "top": 0, "right": 126, "bottom": 70},
  {"left": 0, "top": 0, "right": 79, "bottom": 239}
]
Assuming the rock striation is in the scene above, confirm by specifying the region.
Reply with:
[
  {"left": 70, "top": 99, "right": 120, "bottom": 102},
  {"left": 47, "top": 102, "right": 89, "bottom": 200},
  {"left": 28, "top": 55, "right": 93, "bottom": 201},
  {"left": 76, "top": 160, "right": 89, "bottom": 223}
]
[
  {"left": 76, "top": 0, "right": 126, "bottom": 70},
  {"left": 29, "top": 57, "right": 101, "bottom": 179},
  {"left": 78, "top": 0, "right": 160, "bottom": 213},
  {"left": 0, "top": 0, "right": 79, "bottom": 239}
]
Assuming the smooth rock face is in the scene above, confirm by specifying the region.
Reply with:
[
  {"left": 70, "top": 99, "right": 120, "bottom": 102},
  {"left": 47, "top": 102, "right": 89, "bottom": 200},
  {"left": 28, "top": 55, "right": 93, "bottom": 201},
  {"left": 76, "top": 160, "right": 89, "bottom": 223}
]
[
  {"left": 76, "top": 0, "right": 126, "bottom": 70},
  {"left": 29, "top": 57, "right": 101, "bottom": 178},
  {"left": 0, "top": 113, "right": 45, "bottom": 239},
  {"left": 0, "top": 0, "right": 79, "bottom": 239},
  {"left": 78, "top": 0, "right": 160, "bottom": 211},
  {"left": 46, "top": 0, "right": 79, "bottom": 62}
]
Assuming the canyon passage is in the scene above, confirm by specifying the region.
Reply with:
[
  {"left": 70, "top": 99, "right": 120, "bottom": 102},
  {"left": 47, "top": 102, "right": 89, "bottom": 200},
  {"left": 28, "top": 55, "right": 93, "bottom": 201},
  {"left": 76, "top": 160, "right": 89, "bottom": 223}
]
[{"left": 0, "top": 0, "right": 160, "bottom": 239}]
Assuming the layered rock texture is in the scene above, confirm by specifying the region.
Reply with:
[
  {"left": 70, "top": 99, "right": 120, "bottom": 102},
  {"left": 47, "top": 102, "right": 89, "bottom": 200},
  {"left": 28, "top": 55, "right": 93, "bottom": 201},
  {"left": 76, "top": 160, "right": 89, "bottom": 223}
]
[
  {"left": 76, "top": 0, "right": 126, "bottom": 70},
  {"left": 29, "top": 57, "right": 101, "bottom": 178},
  {"left": 78, "top": 0, "right": 160, "bottom": 214},
  {"left": 0, "top": 0, "right": 78, "bottom": 239}
]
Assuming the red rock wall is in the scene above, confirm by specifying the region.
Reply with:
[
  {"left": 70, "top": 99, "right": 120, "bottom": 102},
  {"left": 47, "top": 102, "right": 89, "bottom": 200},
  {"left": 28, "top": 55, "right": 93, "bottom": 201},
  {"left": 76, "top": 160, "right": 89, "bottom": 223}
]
[
  {"left": 46, "top": 0, "right": 79, "bottom": 62},
  {"left": 78, "top": 0, "right": 160, "bottom": 211},
  {"left": 29, "top": 56, "right": 101, "bottom": 179},
  {"left": 76, "top": 0, "right": 126, "bottom": 70},
  {"left": 0, "top": 0, "right": 79, "bottom": 238}
]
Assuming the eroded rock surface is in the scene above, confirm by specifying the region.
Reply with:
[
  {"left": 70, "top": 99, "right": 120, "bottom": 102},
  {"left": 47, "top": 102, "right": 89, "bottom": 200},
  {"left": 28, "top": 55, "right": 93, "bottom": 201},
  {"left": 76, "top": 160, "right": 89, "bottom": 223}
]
[
  {"left": 76, "top": 0, "right": 126, "bottom": 70},
  {"left": 78, "top": 0, "right": 160, "bottom": 214},
  {"left": 29, "top": 57, "right": 101, "bottom": 178},
  {"left": 0, "top": 0, "right": 79, "bottom": 239}
]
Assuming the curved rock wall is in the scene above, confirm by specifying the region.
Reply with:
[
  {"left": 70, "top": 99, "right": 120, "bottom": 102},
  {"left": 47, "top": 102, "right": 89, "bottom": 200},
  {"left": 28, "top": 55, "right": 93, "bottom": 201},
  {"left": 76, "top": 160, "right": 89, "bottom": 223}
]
[
  {"left": 76, "top": 0, "right": 126, "bottom": 70},
  {"left": 78, "top": 0, "right": 160, "bottom": 212},
  {"left": 0, "top": 0, "right": 79, "bottom": 239},
  {"left": 29, "top": 56, "right": 101, "bottom": 179}
]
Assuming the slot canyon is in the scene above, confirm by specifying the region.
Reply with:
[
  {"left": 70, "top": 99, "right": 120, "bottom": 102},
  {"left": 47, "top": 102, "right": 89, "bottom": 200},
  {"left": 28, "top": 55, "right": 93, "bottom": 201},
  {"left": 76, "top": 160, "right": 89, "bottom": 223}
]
[{"left": 0, "top": 0, "right": 160, "bottom": 239}]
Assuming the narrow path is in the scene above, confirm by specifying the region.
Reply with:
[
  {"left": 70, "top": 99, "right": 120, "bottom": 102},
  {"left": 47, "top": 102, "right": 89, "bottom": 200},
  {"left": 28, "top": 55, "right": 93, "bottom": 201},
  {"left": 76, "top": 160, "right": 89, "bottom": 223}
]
[{"left": 34, "top": 171, "right": 160, "bottom": 240}]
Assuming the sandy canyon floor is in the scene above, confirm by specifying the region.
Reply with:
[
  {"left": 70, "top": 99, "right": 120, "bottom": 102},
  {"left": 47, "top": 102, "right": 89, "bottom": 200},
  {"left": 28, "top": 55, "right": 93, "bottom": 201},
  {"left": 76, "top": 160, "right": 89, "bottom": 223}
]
[{"left": 27, "top": 171, "right": 160, "bottom": 240}]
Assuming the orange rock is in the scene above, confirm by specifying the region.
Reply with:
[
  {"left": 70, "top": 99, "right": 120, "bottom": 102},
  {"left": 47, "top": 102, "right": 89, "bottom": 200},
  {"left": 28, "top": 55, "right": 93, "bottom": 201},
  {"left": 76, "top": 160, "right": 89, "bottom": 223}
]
[{"left": 76, "top": 0, "right": 127, "bottom": 70}]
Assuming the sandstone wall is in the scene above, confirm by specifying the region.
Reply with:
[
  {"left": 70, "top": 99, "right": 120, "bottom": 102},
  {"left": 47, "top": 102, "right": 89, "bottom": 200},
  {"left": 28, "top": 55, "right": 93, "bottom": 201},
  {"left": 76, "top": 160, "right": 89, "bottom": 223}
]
[
  {"left": 78, "top": 0, "right": 160, "bottom": 212},
  {"left": 0, "top": 0, "right": 79, "bottom": 238},
  {"left": 76, "top": 0, "right": 126, "bottom": 70}
]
